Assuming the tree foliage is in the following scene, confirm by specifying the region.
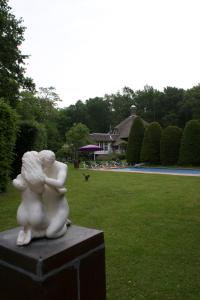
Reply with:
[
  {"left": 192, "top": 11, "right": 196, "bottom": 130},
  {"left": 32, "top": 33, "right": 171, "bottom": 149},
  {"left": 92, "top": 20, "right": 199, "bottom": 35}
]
[
  {"left": 105, "top": 87, "right": 135, "bottom": 126},
  {"left": 0, "top": 0, "right": 34, "bottom": 107},
  {"left": 140, "top": 122, "right": 162, "bottom": 163},
  {"left": 160, "top": 126, "right": 182, "bottom": 165},
  {"left": 65, "top": 123, "right": 91, "bottom": 160},
  {"left": 181, "top": 84, "right": 200, "bottom": 123},
  {"left": 132, "top": 85, "right": 185, "bottom": 128},
  {"left": 0, "top": 100, "right": 18, "bottom": 191},
  {"left": 178, "top": 120, "right": 200, "bottom": 165},
  {"left": 126, "top": 117, "right": 145, "bottom": 165},
  {"left": 16, "top": 88, "right": 63, "bottom": 151},
  {"left": 133, "top": 86, "right": 163, "bottom": 123},
  {"left": 85, "top": 97, "right": 111, "bottom": 132},
  {"left": 161, "top": 87, "right": 185, "bottom": 127},
  {"left": 12, "top": 120, "right": 47, "bottom": 177}
]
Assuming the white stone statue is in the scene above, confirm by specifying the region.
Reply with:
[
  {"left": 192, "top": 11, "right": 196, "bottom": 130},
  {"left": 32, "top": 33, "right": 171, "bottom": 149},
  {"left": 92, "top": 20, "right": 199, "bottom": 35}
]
[{"left": 13, "top": 150, "right": 69, "bottom": 246}]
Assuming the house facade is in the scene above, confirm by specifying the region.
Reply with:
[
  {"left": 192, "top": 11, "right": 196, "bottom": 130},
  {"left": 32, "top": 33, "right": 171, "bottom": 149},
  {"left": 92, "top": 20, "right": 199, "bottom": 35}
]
[{"left": 89, "top": 133, "right": 119, "bottom": 155}]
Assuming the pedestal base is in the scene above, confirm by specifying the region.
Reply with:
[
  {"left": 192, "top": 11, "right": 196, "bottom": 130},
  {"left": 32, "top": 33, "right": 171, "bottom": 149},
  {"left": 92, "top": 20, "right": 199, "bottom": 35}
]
[{"left": 0, "top": 225, "right": 106, "bottom": 300}]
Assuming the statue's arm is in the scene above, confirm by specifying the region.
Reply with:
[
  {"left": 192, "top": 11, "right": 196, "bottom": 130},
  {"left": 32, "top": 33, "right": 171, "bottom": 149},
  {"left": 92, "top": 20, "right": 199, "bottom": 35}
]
[
  {"left": 45, "top": 164, "right": 67, "bottom": 189},
  {"left": 13, "top": 174, "right": 26, "bottom": 191}
]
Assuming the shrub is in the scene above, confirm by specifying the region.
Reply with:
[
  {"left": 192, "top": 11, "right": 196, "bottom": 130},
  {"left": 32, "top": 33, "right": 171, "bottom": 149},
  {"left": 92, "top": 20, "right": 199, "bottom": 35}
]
[
  {"left": 0, "top": 101, "right": 18, "bottom": 192},
  {"left": 12, "top": 120, "right": 47, "bottom": 177},
  {"left": 178, "top": 120, "right": 200, "bottom": 165},
  {"left": 126, "top": 117, "right": 145, "bottom": 165},
  {"left": 160, "top": 126, "right": 182, "bottom": 165},
  {"left": 140, "top": 122, "right": 162, "bottom": 163}
]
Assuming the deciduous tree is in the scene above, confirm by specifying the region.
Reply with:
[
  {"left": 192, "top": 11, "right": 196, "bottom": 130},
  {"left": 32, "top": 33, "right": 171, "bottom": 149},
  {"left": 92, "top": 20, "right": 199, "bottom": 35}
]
[
  {"left": 65, "top": 123, "right": 91, "bottom": 162},
  {"left": 0, "top": 0, "right": 34, "bottom": 106}
]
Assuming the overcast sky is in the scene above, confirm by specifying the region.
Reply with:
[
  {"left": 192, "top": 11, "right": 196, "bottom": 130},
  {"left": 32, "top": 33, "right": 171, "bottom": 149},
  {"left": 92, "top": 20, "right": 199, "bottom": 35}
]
[{"left": 9, "top": 0, "right": 200, "bottom": 107}]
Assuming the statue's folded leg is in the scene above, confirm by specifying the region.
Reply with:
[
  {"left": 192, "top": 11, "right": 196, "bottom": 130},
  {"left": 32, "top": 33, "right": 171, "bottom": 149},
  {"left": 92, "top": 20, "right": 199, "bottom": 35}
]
[
  {"left": 46, "top": 216, "right": 67, "bottom": 239},
  {"left": 47, "top": 224, "right": 67, "bottom": 239}
]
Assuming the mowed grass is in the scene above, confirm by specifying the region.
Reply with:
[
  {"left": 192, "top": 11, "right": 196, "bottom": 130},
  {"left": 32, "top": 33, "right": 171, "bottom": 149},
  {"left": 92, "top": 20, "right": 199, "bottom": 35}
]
[{"left": 1, "top": 166, "right": 200, "bottom": 300}]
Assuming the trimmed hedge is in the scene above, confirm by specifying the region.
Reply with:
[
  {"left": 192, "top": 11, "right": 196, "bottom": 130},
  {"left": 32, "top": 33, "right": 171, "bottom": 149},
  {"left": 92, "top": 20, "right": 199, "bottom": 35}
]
[
  {"left": 12, "top": 120, "right": 47, "bottom": 177},
  {"left": 160, "top": 126, "right": 182, "bottom": 165},
  {"left": 178, "top": 120, "right": 200, "bottom": 165},
  {"left": 126, "top": 116, "right": 145, "bottom": 165},
  {"left": 140, "top": 122, "right": 162, "bottom": 163},
  {"left": 0, "top": 101, "right": 18, "bottom": 192}
]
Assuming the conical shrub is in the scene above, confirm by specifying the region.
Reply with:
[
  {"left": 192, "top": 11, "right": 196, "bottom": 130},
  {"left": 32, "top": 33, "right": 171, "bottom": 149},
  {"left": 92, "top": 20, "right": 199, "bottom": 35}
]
[
  {"left": 178, "top": 120, "right": 200, "bottom": 165},
  {"left": 160, "top": 126, "right": 182, "bottom": 165},
  {"left": 140, "top": 122, "right": 162, "bottom": 163},
  {"left": 126, "top": 116, "right": 145, "bottom": 165}
]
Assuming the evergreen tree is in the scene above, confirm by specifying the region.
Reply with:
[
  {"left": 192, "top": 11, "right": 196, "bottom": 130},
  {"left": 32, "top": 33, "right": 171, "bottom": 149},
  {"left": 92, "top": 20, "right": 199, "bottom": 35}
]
[
  {"left": 126, "top": 117, "right": 145, "bottom": 165},
  {"left": 178, "top": 120, "right": 200, "bottom": 165},
  {"left": 140, "top": 122, "right": 162, "bottom": 163},
  {"left": 160, "top": 126, "right": 182, "bottom": 165}
]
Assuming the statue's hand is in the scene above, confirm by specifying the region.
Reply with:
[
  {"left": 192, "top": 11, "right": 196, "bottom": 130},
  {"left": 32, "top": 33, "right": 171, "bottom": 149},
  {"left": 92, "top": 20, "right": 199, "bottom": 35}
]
[{"left": 57, "top": 187, "right": 67, "bottom": 194}]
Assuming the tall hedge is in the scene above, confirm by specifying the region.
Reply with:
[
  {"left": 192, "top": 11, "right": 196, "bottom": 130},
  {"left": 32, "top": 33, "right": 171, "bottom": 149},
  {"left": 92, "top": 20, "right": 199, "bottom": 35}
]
[
  {"left": 12, "top": 120, "right": 47, "bottom": 177},
  {"left": 0, "top": 101, "right": 18, "bottom": 192},
  {"left": 160, "top": 126, "right": 182, "bottom": 165},
  {"left": 126, "top": 116, "right": 145, "bottom": 165},
  {"left": 178, "top": 120, "right": 200, "bottom": 165},
  {"left": 140, "top": 122, "right": 162, "bottom": 163}
]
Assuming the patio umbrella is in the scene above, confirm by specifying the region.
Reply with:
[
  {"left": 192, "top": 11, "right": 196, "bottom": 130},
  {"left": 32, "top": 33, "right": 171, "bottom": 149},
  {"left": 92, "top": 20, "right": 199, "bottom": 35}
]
[
  {"left": 79, "top": 144, "right": 102, "bottom": 151},
  {"left": 79, "top": 144, "right": 103, "bottom": 160}
]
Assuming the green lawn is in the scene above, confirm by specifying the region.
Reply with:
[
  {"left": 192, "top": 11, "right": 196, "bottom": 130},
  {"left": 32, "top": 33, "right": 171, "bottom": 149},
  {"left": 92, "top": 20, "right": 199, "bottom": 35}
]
[{"left": 1, "top": 166, "right": 200, "bottom": 300}]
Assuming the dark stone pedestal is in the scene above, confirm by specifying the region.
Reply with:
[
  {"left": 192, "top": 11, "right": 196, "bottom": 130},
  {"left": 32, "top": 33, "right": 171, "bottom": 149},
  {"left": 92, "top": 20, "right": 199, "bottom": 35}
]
[{"left": 0, "top": 225, "right": 106, "bottom": 300}]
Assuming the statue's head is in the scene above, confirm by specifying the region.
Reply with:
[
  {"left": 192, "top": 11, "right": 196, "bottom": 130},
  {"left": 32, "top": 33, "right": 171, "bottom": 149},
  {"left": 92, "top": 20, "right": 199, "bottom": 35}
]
[
  {"left": 21, "top": 151, "right": 44, "bottom": 191},
  {"left": 39, "top": 150, "right": 55, "bottom": 168}
]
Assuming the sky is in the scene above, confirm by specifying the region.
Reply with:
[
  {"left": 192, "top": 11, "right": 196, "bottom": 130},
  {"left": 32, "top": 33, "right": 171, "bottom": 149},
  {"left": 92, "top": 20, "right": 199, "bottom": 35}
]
[{"left": 9, "top": 0, "right": 200, "bottom": 107}]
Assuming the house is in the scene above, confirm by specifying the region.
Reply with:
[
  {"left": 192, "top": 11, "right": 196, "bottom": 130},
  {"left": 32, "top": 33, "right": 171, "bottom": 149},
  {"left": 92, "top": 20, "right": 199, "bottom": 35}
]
[
  {"left": 90, "top": 113, "right": 148, "bottom": 156},
  {"left": 89, "top": 132, "right": 119, "bottom": 155}
]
